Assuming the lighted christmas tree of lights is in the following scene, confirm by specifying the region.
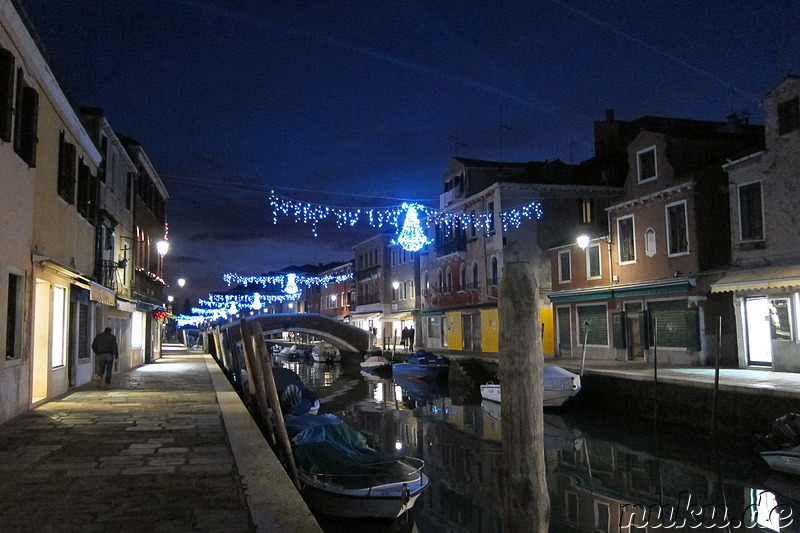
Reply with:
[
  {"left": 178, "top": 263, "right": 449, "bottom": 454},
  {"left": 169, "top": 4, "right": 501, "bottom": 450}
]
[{"left": 392, "top": 203, "right": 430, "bottom": 252}]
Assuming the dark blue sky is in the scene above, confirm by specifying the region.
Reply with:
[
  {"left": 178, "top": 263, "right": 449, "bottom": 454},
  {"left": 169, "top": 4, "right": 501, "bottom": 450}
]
[{"left": 19, "top": 0, "right": 799, "bottom": 305}]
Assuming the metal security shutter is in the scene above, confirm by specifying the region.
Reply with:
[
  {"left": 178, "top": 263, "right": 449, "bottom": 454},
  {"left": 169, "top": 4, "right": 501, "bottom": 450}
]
[
  {"left": 557, "top": 307, "right": 571, "bottom": 348},
  {"left": 577, "top": 304, "right": 608, "bottom": 345},
  {"left": 647, "top": 300, "right": 686, "bottom": 348}
]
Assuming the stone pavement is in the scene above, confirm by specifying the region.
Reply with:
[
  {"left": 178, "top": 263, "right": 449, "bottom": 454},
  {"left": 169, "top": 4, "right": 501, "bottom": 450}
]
[{"left": 0, "top": 346, "right": 322, "bottom": 533}]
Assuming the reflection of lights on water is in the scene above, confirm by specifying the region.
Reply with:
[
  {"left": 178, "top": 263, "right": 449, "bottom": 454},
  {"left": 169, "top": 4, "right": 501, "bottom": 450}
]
[
  {"left": 394, "top": 385, "right": 403, "bottom": 402},
  {"left": 373, "top": 382, "right": 384, "bottom": 402},
  {"left": 395, "top": 441, "right": 403, "bottom": 451},
  {"left": 431, "top": 406, "right": 441, "bottom": 414}
]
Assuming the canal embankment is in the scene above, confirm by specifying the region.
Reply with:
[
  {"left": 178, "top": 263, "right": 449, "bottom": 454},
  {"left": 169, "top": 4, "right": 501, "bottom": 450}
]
[{"left": 427, "top": 347, "right": 800, "bottom": 437}]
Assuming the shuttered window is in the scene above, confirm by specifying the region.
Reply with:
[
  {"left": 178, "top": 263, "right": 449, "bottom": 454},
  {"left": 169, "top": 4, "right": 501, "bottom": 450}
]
[
  {"left": 14, "top": 72, "right": 38, "bottom": 167},
  {"left": 58, "top": 131, "right": 76, "bottom": 203},
  {"left": 647, "top": 300, "right": 686, "bottom": 348},
  {"left": 577, "top": 304, "right": 608, "bottom": 346},
  {"left": 0, "top": 48, "right": 14, "bottom": 142}
]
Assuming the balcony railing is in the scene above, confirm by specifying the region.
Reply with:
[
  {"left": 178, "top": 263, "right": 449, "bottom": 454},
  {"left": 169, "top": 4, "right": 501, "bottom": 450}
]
[{"left": 99, "top": 259, "right": 121, "bottom": 291}]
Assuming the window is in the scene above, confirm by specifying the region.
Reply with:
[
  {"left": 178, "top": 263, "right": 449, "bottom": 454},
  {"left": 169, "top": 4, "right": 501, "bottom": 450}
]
[
  {"left": 486, "top": 201, "right": 495, "bottom": 235},
  {"left": 472, "top": 261, "right": 479, "bottom": 289},
  {"left": 739, "top": 182, "right": 764, "bottom": 241},
  {"left": 778, "top": 97, "right": 800, "bottom": 135},
  {"left": 644, "top": 227, "right": 656, "bottom": 257},
  {"left": 459, "top": 264, "right": 466, "bottom": 290},
  {"left": 5, "top": 272, "right": 24, "bottom": 360},
  {"left": 490, "top": 256, "right": 499, "bottom": 285},
  {"left": 437, "top": 269, "right": 443, "bottom": 291},
  {"left": 618, "top": 216, "right": 636, "bottom": 264},
  {"left": 577, "top": 304, "right": 609, "bottom": 346},
  {"left": 423, "top": 271, "right": 429, "bottom": 292},
  {"left": 666, "top": 201, "right": 689, "bottom": 255},
  {"left": 57, "top": 131, "right": 77, "bottom": 204},
  {"left": 406, "top": 280, "right": 414, "bottom": 301},
  {"left": 470, "top": 210, "right": 477, "bottom": 238},
  {"left": 445, "top": 267, "right": 453, "bottom": 292},
  {"left": 565, "top": 491, "right": 578, "bottom": 524},
  {"left": 586, "top": 244, "right": 601, "bottom": 279},
  {"left": 770, "top": 298, "right": 792, "bottom": 340},
  {"left": 13, "top": 69, "right": 38, "bottom": 167},
  {"left": 559, "top": 251, "right": 572, "bottom": 283},
  {"left": 581, "top": 198, "right": 593, "bottom": 224},
  {"left": 594, "top": 501, "right": 611, "bottom": 533},
  {"left": 0, "top": 48, "right": 14, "bottom": 142},
  {"left": 637, "top": 147, "right": 656, "bottom": 182},
  {"left": 50, "top": 286, "right": 67, "bottom": 368}
]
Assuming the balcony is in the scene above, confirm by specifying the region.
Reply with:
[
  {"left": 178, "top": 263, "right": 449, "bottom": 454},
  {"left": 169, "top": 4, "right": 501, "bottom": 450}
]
[{"left": 99, "top": 259, "right": 121, "bottom": 291}]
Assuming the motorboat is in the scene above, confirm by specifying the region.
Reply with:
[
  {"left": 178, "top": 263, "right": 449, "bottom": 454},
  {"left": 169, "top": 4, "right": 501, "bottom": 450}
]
[
  {"left": 759, "top": 413, "right": 800, "bottom": 475},
  {"left": 392, "top": 350, "right": 449, "bottom": 381},
  {"left": 310, "top": 341, "right": 341, "bottom": 363},
  {"left": 479, "top": 365, "right": 582, "bottom": 408},
  {"left": 286, "top": 414, "right": 429, "bottom": 519},
  {"left": 360, "top": 355, "right": 393, "bottom": 377},
  {"left": 276, "top": 344, "right": 310, "bottom": 360}
]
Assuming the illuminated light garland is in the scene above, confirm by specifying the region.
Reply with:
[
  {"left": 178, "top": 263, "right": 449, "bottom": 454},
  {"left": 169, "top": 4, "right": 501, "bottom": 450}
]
[
  {"left": 199, "top": 292, "right": 300, "bottom": 309},
  {"left": 269, "top": 192, "right": 544, "bottom": 250},
  {"left": 222, "top": 271, "right": 354, "bottom": 289}
]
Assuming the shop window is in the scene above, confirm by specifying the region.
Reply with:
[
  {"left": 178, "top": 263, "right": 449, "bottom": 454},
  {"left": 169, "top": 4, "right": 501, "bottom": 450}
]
[
  {"left": 770, "top": 299, "right": 793, "bottom": 340},
  {"left": 577, "top": 304, "right": 609, "bottom": 346}
]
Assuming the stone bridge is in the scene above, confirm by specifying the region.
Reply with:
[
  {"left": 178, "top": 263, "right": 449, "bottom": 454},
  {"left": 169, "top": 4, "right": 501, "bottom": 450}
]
[{"left": 250, "top": 313, "right": 370, "bottom": 354}]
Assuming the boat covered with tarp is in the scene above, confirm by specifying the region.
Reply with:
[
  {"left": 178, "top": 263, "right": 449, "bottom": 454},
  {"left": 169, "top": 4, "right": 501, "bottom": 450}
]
[{"left": 286, "top": 414, "right": 429, "bottom": 518}]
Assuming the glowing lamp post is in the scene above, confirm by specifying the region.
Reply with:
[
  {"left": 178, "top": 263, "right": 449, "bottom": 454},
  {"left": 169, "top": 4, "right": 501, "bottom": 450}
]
[
  {"left": 156, "top": 240, "right": 170, "bottom": 256},
  {"left": 177, "top": 278, "right": 186, "bottom": 288},
  {"left": 576, "top": 235, "right": 590, "bottom": 250}
]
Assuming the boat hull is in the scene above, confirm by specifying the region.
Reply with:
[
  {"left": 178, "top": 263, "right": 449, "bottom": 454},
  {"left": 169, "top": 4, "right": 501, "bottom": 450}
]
[
  {"left": 761, "top": 449, "right": 800, "bottom": 476},
  {"left": 479, "top": 366, "right": 581, "bottom": 408},
  {"left": 392, "top": 363, "right": 448, "bottom": 381},
  {"left": 298, "top": 471, "right": 429, "bottom": 519}
]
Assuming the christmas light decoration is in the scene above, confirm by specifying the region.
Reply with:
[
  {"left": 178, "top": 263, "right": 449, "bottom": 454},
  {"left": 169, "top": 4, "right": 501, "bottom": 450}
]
[
  {"left": 269, "top": 192, "right": 544, "bottom": 251},
  {"left": 222, "top": 271, "right": 353, "bottom": 289},
  {"left": 392, "top": 203, "right": 431, "bottom": 252},
  {"left": 283, "top": 273, "right": 299, "bottom": 296}
]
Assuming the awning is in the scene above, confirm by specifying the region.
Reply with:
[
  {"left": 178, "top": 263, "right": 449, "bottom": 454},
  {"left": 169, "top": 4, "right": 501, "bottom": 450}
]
[
  {"left": 549, "top": 278, "right": 694, "bottom": 303},
  {"left": 711, "top": 266, "right": 800, "bottom": 293},
  {"left": 90, "top": 282, "right": 116, "bottom": 306}
]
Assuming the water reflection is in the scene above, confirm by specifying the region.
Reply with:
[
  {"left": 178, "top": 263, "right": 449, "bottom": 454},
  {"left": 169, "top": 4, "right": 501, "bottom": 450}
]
[{"left": 273, "top": 358, "right": 800, "bottom": 532}]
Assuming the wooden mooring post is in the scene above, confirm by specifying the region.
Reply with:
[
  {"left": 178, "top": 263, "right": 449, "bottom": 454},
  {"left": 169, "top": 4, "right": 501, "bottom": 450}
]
[
  {"left": 249, "top": 318, "right": 301, "bottom": 490},
  {"left": 499, "top": 262, "right": 549, "bottom": 532},
  {"left": 238, "top": 319, "right": 276, "bottom": 447}
]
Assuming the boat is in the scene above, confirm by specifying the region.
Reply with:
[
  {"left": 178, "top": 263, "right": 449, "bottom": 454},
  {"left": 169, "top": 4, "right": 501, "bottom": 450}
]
[
  {"left": 479, "top": 365, "right": 582, "bottom": 408},
  {"left": 393, "top": 375, "right": 449, "bottom": 406},
  {"left": 276, "top": 343, "right": 310, "bottom": 360},
  {"left": 392, "top": 350, "right": 449, "bottom": 381},
  {"left": 310, "top": 341, "right": 341, "bottom": 363},
  {"left": 285, "top": 414, "right": 429, "bottom": 518},
  {"left": 759, "top": 413, "right": 800, "bottom": 475},
  {"left": 272, "top": 366, "right": 320, "bottom": 415},
  {"left": 360, "top": 355, "right": 393, "bottom": 377}
]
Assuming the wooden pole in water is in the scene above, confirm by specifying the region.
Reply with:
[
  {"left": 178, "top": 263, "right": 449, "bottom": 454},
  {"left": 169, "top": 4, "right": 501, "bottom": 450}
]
[
  {"left": 499, "top": 262, "right": 549, "bottom": 532},
  {"left": 652, "top": 317, "right": 658, "bottom": 428},
  {"left": 579, "top": 321, "right": 590, "bottom": 376},
  {"left": 711, "top": 316, "right": 722, "bottom": 434},
  {"left": 250, "top": 318, "right": 301, "bottom": 489},
  {"left": 238, "top": 318, "right": 276, "bottom": 446}
]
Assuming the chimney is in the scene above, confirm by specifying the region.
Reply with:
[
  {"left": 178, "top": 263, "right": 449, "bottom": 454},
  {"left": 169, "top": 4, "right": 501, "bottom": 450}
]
[{"left": 605, "top": 109, "right": 615, "bottom": 122}]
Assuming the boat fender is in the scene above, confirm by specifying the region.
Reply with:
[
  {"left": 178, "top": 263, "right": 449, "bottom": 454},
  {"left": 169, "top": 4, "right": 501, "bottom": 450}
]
[{"left": 402, "top": 483, "right": 411, "bottom": 504}]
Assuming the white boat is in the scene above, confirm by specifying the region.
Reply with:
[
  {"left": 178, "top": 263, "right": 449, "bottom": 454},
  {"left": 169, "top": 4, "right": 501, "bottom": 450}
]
[
  {"left": 761, "top": 447, "right": 800, "bottom": 475},
  {"left": 480, "top": 365, "right": 581, "bottom": 408},
  {"left": 360, "top": 355, "right": 392, "bottom": 376},
  {"left": 310, "top": 341, "right": 341, "bottom": 363}
]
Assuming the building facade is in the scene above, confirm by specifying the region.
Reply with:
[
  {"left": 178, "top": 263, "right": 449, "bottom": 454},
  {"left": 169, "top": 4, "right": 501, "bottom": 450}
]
[
  {"left": 713, "top": 76, "right": 800, "bottom": 372},
  {"left": 550, "top": 115, "right": 764, "bottom": 366}
]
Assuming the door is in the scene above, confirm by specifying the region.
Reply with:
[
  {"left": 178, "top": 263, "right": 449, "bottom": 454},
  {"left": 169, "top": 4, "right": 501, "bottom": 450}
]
[
  {"left": 745, "top": 297, "right": 773, "bottom": 366},
  {"left": 624, "top": 302, "right": 644, "bottom": 360}
]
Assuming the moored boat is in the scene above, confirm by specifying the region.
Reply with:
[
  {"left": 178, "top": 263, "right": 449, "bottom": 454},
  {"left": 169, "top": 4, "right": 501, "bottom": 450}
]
[
  {"left": 310, "top": 341, "right": 341, "bottom": 363},
  {"left": 393, "top": 350, "right": 449, "bottom": 381},
  {"left": 288, "top": 414, "right": 429, "bottom": 518},
  {"left": 479, "top": 365, "right": 581, "bottom": 408},
  {"left": 759, "top": 412, "right": 800, "bottom": 476},
  {"left": 360, "top": 355, "right": 393, "bottom": 377}
]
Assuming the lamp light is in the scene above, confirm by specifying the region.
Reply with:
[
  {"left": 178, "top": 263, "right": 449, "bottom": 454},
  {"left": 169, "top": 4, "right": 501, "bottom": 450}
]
[
  {"left": 576, "top": 235, "right": 590, "bottom": 250},
  {"left": 392, "top": 281, "right": 400, "bottom": 290},
  {"left": 177, "top": 278, "right": 186, "bottom": 288},
  {"left": 156, "top": 240, "right": 170, "bottom": 256}
]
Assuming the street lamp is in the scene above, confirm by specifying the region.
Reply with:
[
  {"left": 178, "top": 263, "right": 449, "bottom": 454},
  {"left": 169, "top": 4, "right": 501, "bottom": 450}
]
[
  {"left": 177, "top": 278, "right": 186, "bottom": 288},
  {"left": 576, "top": 234, "right": 590, "bottom": 250},
  {"left": 156, "top": 240, "right": 170, "bottom": 256}
]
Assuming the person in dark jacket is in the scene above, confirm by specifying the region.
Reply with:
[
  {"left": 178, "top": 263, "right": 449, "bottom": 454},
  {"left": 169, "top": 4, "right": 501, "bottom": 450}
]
[{"left": 91, "top": 327, "right": 119, "bottom": 389}]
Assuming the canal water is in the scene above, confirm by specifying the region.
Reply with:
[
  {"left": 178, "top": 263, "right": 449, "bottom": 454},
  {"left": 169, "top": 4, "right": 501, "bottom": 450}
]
[{"left": 272, "top": 354, "right": 800, "bottom": 533}]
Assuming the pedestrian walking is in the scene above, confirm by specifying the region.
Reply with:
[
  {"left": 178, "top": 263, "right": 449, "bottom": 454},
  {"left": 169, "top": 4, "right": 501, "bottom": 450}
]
[
  {"left": 408, "top": 326, "right": 415, "bottom": 351},
  {"left": 401, "top": 326, "right": 410, "bottom": 349},
  {"left": 91, "top": 327, "right": 119, "bottom": 390}
]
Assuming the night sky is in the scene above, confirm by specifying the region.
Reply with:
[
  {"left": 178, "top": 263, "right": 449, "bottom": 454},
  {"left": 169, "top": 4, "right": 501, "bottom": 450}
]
[{"left": 18, "top": 0, "right": 799, "bottom": 307}]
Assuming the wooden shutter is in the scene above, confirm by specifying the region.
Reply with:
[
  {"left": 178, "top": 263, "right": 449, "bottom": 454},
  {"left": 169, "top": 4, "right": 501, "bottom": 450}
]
[{"left": 0, "top": 48, "right": 14, "bottom": 142}]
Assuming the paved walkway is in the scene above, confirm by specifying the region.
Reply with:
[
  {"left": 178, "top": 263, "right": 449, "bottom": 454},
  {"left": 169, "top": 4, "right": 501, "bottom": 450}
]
[{"left": 0, "top": 346, "right": 321, "bottom": 533}]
